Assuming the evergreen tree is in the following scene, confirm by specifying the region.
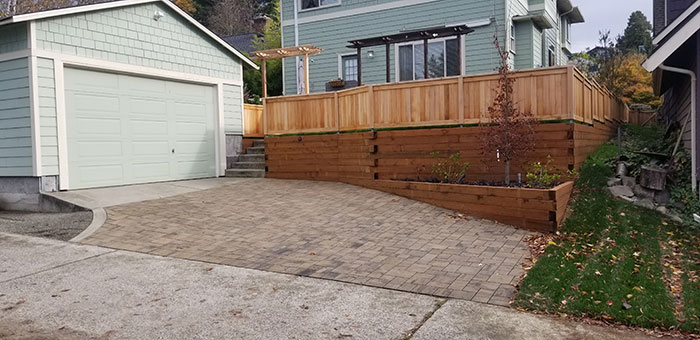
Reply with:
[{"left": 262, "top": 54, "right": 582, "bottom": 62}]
[{"left": 617, "top": 11, "right": 653, "bottom": 54}]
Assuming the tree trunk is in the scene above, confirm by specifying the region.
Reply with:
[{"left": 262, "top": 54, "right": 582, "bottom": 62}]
[{"left": 505, "top": 159, "right": 510, "bottom": 186}]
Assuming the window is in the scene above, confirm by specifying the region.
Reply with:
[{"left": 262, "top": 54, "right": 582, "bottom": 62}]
[
  {"left": 566, "top": 22, "right": 571, "bottom": 42},
  {"left": 398, "top": 38, "right": 460, "bottom": 81},
  {"left": 341, "top": 54, "right": 358, "bottom": 81},
  {"left": 300, "top": 0, "right": 339, "bottom": 10},
  {"left": 510, "top": 24, "right": 516, "bottom": 52},
  {"left": 548, "top": 46, "right": 556, "bottom": 66}
]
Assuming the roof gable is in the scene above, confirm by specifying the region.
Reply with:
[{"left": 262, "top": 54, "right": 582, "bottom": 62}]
[{"left": 0, "top": 0, "right": 258, "bottom": 69}]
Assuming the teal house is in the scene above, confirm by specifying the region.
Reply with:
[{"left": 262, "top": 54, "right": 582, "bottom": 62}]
[
  {"left": 0, "top": 0, "right": 256, "bottom": 210},
  {"left": 280, "top": 0, "right": 584, "bottom": 94}
]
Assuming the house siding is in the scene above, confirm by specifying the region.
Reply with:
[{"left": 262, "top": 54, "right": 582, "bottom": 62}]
[
  {"left": 668, "top": 0, "right": 695, "bottom": 24},
  {"left": 282, "top": 0, "right": 573, "bottom": 94},
  {"left": 34, "top": 2, "right": 242, "bottom": 82},
  {"left": 0, "top": 23, "right": 28, "bottom": 54},
  {"left": 0, "top": 57, "right": 32, "bottom": 176},
  {"left": 282, "top": 0, "right": 506, "bottom": 94},
  {"left": 37, "top": 57, "right": 59, "bottom": 176},
  {"left": 223, "top": 84, "right": 243, "bottom": 134}
]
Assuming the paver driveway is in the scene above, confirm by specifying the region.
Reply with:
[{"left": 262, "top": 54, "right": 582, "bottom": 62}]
[{"left": 82, "top": 179, "right": 534, "bottom": 306}]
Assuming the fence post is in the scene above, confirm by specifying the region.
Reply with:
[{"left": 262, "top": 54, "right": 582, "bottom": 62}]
[
  {"left": 335, "top": 92, "right": 340, "bottom": 133},
  {"left": 262, "top": 98, "right": 268, "bottom": 136},
  {"left": 567, "top": 66, "right": 575, "bottom": 121},
  {"left": 368, "top": 85, "right": 375, "bottom": 129},
  {"left": 458, "top": 76, "right": 465, "bottom": 124}
]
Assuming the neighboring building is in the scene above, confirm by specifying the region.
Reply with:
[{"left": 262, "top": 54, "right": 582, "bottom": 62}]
[
  {"left": 280, "top": 0, "right": 584, "bottom": 94},
  {"left": 222, "top": 16, "right": 272, "bottom": 55},
  {"left": 644, "top": 0, "right": 699, "bottom": 190},
  {"left": 0, "top": 0, "right": 257, "bottom": 210}
]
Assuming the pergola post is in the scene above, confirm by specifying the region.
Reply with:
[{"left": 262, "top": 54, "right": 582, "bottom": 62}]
[
  {"left": 423, "top": 38, "right": 429, "bottom": 79},
  {"left": 261, "top": 59, "right": 267, "bottom": 98},
  {"left": 357, "top": 47, "right": 362, "bottom": 86},
  {"left": 457, "top": 34, "right": 463, "bottom": 75},
  {"left": 303, "top": 53, "right": 310, "bottom": 94},
  {"left": 385, "top": 43, "right": 391, "bottom": 83}
]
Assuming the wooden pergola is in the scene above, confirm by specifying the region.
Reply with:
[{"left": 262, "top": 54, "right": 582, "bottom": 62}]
[
  {"left": 251, "top": 45, "right": 324, "bottom": 97},
  {"left": 346, "top": 25, "right": 474, "bottom": 84}
]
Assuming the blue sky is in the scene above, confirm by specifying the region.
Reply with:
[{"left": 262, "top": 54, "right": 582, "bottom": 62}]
[{"left": 571, "top": 0, "right": 654, "bottom": 52}]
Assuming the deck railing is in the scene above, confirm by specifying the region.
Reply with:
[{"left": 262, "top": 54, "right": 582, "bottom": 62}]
[{"left": 262, "top": 66, "right": 628, "bottom": 136}]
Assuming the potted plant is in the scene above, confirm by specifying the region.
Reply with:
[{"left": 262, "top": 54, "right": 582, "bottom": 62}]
[{"left": 328, "top": 78, "right": 346, "bottom": 88}]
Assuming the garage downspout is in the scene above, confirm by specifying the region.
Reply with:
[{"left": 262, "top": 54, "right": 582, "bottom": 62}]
[{"left": 659, "top": 64, "right": 697, "bottom": 195}]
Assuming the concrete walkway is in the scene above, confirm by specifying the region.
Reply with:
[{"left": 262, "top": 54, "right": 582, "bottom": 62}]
[
  {"left": 0, "top": 233, "right": 666, "bottom": 339},
  {"left": 46, "top": 177, "right": 246, "bottom": 209}
]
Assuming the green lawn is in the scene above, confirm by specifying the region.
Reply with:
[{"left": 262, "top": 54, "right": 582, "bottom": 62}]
[{"left": 514, "top": 130, "right": 700, "bottom": 334}]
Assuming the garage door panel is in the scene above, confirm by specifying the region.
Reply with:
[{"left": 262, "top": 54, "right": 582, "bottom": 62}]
[
  {"left": 130, "top": 120, "right": 169, "bottom": 136},
  {"left": 128, "top": 98, "right": 168, "bottom": 116},
  {"left": 74, "top": 117, "right": 122, "bottom": 135},
  {"left": 67, "top": 68, "right": 119, "bottom": 90},
  {"left": 72, "top": 93, "right": 120, "bottom": 115},
  {"left": 78, "top": 164, "right": 124, "bottom": 183},
  {"left": 131, "top": 141, "right": 170, "bottom": 156},
  {"left": 132, "top": 162, "right": 171, "bottom": 179},
  {"left": 76, "top": 141, "right": 123, "bottom": 158},
  {"left": 65, "top": 68, "right": 216, "bottom": 190}
]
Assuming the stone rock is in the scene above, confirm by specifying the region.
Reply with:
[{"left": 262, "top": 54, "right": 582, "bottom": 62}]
[
  {"left": 607, "top": 178, "right": 622, "bottom": 187},
  {"left": 622, "top": 302, "right": 632, "bottom": 310},
  {"left": 634, "top": 198, "right": 655, "bottom": 210},
  {"left": 622, "top": 176, "right": 636, "bottom": 188},
  {"left": 656, "top": 206, "right": 668, "bottom": 214},
  {"left": 619, "top": 195, "right": 636, "bottom": 203},
  {"left": 609, "top": 185, "right": 634, "bottom": 198},
  {"left": 633, "top": 184, "right": 655, "bottom": 200},
  {"left": 667, "top": 212, "right": 683, "bottom": 223},
  {"left": 654, "top": 189, "right": 670, "bottom": 205}
]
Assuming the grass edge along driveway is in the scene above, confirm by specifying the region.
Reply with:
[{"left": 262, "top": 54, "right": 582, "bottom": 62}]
[{"left": 514, "top": 140, "right": 699, "bottom": 334}]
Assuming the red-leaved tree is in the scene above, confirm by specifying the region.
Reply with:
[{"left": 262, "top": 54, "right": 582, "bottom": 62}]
[{"left": 480, "top": 35, "right": 537, "bottom": 185}]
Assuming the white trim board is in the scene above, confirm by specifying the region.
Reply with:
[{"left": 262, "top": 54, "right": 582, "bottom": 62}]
[
  {"left": 53, "top": 59, "right": 69, "bottom": 190},
  {"left": 643, "top": 10, "right": 700, "bottom": 71},
  {"left": 0, "top": 0, "right": 259, "bottom": 69},
  {"left": 216, "top": 83, "right": 226, "bottom": 176},
  {"left": 282, "top": 0, "right": 439, "bottom": 26},
  {"left": 654, "top": 0, "right": 700, "bottom": 45},
  {"left": 27, "top": 21, "right": 42, "bottom": 176},
  {"left": 34, "top": 50, "right": 242, "bottom": 87}
]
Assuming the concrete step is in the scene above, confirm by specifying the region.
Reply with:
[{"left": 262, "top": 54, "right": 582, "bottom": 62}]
[
  {"left": 225, "top": 169, "right": 265, "bottom": 178},
  {"left": 246, "top": 146, "right": 265, "bottom": 154},
  {"left": 229, "top": 161, "right": 265, "bottom": 170},
  {"left": 252, "top": 139, "right": 265, "bottom": 147},
  {"left": 239, "top": 154, "right": 265, "bottom": 162}
]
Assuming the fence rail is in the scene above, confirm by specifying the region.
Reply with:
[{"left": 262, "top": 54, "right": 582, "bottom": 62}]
[
  {"left": 262, "top": 66, "right": 628, "bottom": 135},
  {"left": 243, "top": 104, "right": 264, "bottom": 137}
]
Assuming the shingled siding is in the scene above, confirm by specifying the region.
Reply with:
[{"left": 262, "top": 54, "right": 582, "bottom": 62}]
[
  {"left": 0, "top": 58, "right": 32, "bottom": 176},
  {"left": 0, "top": 23, "right": 28, "bottom": 54},
  {"left": 34, "top": 2, "right": 242, "bottom": 82}
]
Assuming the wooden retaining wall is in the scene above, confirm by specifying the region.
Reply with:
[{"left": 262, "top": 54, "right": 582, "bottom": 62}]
[{"left": 266, "top": 122, "right": 616, "bottom": 183}]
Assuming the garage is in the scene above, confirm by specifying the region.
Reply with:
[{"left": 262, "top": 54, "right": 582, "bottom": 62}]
[
  {"left": 64, "top": 68, "right": 217, "bottom": 189},
  {"left": 0, "top": 0, "right": 259, "bottom": 200}
]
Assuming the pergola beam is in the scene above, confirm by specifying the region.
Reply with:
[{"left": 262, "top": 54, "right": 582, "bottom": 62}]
[{"left": 251, "top": 44, "right": 324, "bottom": 97}]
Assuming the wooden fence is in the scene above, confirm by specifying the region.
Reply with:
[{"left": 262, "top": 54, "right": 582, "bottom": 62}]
[
  {"left": 263, "top": 66, "right": 628, "bottom": 135},
  {"left": 243, "top": 104, "right": 264, "bottom": 137}
]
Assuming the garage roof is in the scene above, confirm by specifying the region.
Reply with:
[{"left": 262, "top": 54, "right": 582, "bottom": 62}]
[{"left": 0, "top": 0, "right": 259, "bottom": 69}]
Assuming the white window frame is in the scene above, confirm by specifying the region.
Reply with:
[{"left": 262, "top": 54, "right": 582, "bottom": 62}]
[
  {"left": 298, "top": 0, "right": 341, "bottom": 12},
  {"left": 393, "top": 36, "right": 462, "bottom": 82},
  {"left": 337, "top": 52, "right": 358, "bottom": 81},
  {"left": 510, "top": 23, "right": 516, "bottom": 53}
]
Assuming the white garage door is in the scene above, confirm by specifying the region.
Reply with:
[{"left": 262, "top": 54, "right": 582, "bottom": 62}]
[{"left": 64, "top": 68, "right": 217, "bottom": 190}]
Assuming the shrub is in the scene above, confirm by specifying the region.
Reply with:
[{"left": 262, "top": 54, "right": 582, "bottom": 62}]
[
  {"left": 431, "top": 152, "right": 470, "bottom": 184},
  {"left": 525, "top": 156, "right": 575, "bottom": 188}
]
